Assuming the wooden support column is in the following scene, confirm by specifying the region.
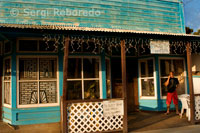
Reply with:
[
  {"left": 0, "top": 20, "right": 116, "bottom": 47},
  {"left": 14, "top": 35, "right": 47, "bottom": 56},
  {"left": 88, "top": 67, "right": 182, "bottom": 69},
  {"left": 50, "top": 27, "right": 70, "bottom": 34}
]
[
  {"left": 121, "top": 40, "right": 128, "bottom": 133},
  {"left": 186, "top": 42, "right": 195, "bottom": 124},
  {"left": 61, "top": 37, "right": 70, "bottom": 133}
]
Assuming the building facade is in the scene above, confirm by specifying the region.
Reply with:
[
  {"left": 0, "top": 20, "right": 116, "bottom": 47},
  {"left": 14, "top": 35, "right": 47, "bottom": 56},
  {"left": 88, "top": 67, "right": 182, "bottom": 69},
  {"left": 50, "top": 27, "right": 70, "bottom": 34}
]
[{"left": 0, "top": 0, "right": 189, "bottom": 126}]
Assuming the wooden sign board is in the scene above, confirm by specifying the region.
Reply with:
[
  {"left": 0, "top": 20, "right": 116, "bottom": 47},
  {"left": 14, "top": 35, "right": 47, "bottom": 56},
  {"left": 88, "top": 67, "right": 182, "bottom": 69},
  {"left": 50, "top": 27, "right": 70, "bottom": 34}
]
[
  {"left": 150, "top": 40, "right": 170, "bottom": 54},
  {"left": 103, "top": 100, "right": 124, "bottom": 117}
]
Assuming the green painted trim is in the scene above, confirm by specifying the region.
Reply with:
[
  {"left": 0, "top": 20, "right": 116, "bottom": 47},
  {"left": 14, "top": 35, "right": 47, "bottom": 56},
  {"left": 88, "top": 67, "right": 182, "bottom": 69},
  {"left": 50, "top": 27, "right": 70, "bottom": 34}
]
[
  {"left": 10, "top": 106, "right": 60, "bottom": 125},
  {"left": 155, "top": 55, "right": 161, "bottom": 110},
  {"left": 11, "top": 41, "right": 17, "bottom": 109},
  {"left": 58, "top": 44, "right": 64, "bottom": 97},
  {"left": 101, "top": 51, "right": 107, "bottom": 99},
  {"left": 185, "top": 57, "right": 190, "bottom": 94},
  {"left": 2, "top": 107, "right": 12, "bottom": 124},
  {"left": 139, "top": 99, "right": 158, "bottom": 111}
]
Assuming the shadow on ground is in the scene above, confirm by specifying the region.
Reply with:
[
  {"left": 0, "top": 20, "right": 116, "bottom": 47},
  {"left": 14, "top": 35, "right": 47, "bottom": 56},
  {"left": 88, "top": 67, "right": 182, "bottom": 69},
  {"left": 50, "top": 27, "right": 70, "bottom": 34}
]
[{"left": 128, "top": 111, "right": 191, "bottom": 132}]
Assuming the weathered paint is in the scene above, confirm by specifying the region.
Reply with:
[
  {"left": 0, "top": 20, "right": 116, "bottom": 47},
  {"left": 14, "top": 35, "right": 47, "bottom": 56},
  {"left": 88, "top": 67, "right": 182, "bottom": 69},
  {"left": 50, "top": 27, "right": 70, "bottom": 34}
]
[
  {"left": 139, "top": 99, "right": 158, "bottom": 111},
  {"left": 11, "top": 107, "right": 60, "bottom": 125},
  {"left": 2, "top": 107, "right": 12, "bottom": 124},
  {"left": 0, "top": 0, "right": 185, "bottom": 33}
]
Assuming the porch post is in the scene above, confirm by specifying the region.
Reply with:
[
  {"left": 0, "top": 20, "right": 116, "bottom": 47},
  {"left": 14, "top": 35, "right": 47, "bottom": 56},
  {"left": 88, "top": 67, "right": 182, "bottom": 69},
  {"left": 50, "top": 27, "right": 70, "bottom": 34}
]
[
  {"left": 121, "top": 40, "right": 128, "bottom": 133},
  {"left": 61, "top": 37, "right": 70, "bottom": 133},
  {"left": 186, "top": 42, "right": 195, "bottom": 124}
]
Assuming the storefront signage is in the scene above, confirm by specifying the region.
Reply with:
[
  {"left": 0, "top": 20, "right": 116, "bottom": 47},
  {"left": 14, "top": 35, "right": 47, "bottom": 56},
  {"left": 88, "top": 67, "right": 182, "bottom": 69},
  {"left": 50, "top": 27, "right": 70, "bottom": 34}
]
[
  {"left": 150, "top": 40, "right": 170, "bottom": 54},
  {"left": 103, "top": 100, "right": 124, "bottom": 117}
]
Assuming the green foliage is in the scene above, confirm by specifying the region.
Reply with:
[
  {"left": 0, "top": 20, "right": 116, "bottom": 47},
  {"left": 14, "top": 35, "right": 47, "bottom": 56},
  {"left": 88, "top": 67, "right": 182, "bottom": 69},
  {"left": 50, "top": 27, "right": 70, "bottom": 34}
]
[
  {"left": 193, "top": 29, "right": 200, "bottom": 35},
  {"left": 185, "top": 26, "right": 193, "bottom": 34}
]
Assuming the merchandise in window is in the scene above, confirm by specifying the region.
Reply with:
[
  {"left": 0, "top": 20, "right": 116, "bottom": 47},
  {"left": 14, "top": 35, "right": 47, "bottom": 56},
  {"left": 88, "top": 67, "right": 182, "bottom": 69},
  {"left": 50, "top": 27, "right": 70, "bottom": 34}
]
[
  {"left": 18, "top": 58, "right": 58, "bottom": 105},
  {"left": 67, "top": 58, "right": 100, "bottom": 100}
]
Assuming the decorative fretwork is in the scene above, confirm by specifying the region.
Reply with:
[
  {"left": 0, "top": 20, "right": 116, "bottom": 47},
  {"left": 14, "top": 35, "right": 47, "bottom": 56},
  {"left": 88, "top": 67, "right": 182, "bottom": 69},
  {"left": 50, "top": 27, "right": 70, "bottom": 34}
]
[
  {"left": 67, "top": 101, "right": 123, "bottom": 133},
  {"left": 19, "top": 82, "right": 38, "bottom": 105},
  {"left": 18, "top": 58, "right": 58, "bottom": 106},
  {"left": 24, "top": 59, "right": 37, "bottom": 79},
  {"left": 42, "top": 34, "right": 200, "bottom": 55},
  {"left": 39, "top": 81, "right": 57, "bottom": 103},
  {"left": 39, "top": 59, "right": 56, "bottom": 79}
]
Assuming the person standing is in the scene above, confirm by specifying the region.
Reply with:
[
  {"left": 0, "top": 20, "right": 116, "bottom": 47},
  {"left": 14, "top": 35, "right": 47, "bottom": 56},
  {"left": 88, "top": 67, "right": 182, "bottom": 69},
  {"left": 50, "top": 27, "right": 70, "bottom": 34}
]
[{"left": 164, "top": 71, "right": 180, "bottom": 115}]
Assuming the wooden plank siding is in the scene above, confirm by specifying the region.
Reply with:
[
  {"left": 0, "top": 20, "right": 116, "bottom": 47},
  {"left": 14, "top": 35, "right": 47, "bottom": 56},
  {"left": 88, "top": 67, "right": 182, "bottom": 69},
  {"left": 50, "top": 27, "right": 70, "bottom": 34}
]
[{"left": 0, "top": 0, "right": 185, "bottom": 33}]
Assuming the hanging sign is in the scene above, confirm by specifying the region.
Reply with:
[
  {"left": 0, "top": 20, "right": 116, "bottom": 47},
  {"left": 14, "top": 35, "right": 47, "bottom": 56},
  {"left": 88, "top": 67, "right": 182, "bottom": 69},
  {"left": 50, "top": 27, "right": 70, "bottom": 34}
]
[
  {"left": 103, "top": 100, "right": 124, "bottom": 117},
  {"left": 150, "top": 40, "right": 170, "bottom": 54}
]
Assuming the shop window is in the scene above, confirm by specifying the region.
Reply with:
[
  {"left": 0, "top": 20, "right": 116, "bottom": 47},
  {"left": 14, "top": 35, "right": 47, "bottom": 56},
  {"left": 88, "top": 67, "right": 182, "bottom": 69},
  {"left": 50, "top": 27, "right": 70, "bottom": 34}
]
[
  {"left": 139, "top": 59, "right": 155, "bottom": 97},
  {"left": 160, "top": 59, "right": 186, "bottom": 97},
  {"left": 18, "top": 39, "right": 58, "bottom": 52},
  {"left": 18, "top": 57, "right": 58, "bottom": 106},
  {"left": 3, "top": 58, "right": 11, "bottom": 105},
  {"left": 67, "top": 57, "right": 100, "bottom": 100}
]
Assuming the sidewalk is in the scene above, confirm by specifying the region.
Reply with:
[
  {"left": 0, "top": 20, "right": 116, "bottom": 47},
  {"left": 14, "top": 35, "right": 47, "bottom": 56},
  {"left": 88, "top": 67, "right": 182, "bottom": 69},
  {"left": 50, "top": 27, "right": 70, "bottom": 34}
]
[{"left": 131, "top": 125, "right": 200, "bottom": 133}]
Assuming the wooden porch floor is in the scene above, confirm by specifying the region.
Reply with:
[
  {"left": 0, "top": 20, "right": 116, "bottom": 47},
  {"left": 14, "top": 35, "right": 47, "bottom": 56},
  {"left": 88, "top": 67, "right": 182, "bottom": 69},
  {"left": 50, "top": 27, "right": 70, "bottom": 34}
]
[
  {"left": 0, "top": 111, "right": 191, "bottom": 133},
  {"left": 128, "top": 111, "right": 190, "bottom": 132}
]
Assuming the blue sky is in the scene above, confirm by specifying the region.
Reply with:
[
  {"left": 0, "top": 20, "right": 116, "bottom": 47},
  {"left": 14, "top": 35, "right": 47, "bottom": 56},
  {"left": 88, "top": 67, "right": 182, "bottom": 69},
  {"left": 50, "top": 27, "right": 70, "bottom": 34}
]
[{"left": 183, "top": 0, "right": 200, "bottom": 32}]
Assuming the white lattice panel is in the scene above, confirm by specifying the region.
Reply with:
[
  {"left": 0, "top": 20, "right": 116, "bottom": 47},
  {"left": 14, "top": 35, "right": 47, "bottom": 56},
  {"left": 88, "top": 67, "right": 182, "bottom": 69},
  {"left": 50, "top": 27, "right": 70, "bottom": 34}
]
[
  {"left": 195, "top": 96, "right": 200, "bottom": 120},
  {"left": 67, "top": 101, "right": 123, "bottom": 133}
]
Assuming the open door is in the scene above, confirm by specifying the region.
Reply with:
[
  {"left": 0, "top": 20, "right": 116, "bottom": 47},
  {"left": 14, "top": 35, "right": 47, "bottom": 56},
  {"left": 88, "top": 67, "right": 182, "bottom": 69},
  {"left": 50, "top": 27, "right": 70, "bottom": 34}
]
[
  {"left": 127, "top": 59, "right": 139, "bottom": 112},
  {"left": 111, "top": 58, "right": 139, "bottom": 113}
]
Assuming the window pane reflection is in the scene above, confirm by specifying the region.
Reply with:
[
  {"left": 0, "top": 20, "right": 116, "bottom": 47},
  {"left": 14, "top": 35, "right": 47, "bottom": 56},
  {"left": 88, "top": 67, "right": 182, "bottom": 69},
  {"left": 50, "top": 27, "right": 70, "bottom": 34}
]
[{"left": 141, "top": 79, "right": 154, "bottom": 96}]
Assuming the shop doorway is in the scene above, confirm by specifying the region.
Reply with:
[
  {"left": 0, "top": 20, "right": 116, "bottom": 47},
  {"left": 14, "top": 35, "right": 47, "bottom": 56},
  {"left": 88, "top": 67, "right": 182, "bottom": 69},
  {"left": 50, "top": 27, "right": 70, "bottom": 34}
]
[{"left": 111, "top": 58, "right": 139, "bottom": 112}]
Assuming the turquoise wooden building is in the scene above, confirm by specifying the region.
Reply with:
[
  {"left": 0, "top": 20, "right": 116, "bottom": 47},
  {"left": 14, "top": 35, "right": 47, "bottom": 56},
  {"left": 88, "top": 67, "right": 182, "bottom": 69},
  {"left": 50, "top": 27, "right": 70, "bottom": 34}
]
[{"left": 0, "top": 0, "right": 191, "bottom": 126}]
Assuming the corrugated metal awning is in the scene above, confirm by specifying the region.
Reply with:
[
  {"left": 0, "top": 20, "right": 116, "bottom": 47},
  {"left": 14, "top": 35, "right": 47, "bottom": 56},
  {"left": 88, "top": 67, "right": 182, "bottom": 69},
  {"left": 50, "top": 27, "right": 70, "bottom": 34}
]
[{"left": 0, "top": 23, "right": 199, "bottom": 37}]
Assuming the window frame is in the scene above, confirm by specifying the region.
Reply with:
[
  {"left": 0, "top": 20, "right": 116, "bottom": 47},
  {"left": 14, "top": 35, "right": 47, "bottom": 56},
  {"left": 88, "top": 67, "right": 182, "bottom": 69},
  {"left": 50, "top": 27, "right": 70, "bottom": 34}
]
[
  {"left": 139, "top": 58, "right": 157, "bottom": 99},
  {"left": 3, "top": 57, "right": 12, "bottom": 108},
  {"left": 17, "top": 56, "right": 59, "bottom": 108},
  {"left": 17, "top": 38, "right": 58, "bottom": 53},
  {"left": 67, "top": 56, "right": 102, "bottom": 100},
  {"left": 159, "top": 57, "right": 187, "bottom": 99}
]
